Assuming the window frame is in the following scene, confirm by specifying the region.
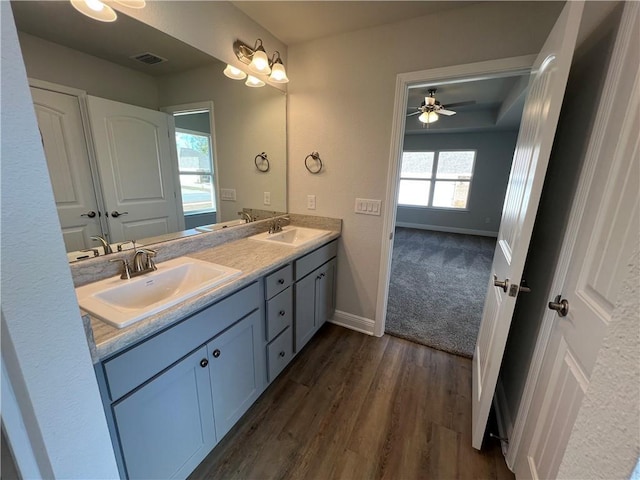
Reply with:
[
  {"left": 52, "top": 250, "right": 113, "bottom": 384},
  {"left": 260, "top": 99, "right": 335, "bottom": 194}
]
[
  {"left": 398, "top": 149, "right": 476, "bottom": 210},
  {"left": 175, "top": 127, "right": 216, "bottom": 215}
]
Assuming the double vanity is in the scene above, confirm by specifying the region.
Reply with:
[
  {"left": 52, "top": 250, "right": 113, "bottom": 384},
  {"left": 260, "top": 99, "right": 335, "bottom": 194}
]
[{"left": 76, "top": 215, "right": 341, "bottom": 479}]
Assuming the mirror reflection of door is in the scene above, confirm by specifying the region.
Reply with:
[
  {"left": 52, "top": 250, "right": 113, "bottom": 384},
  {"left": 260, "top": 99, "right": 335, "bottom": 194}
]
[
  {"left": 171, "top": 108, "right": 219, "bottom": 230},
  {"left": 30, "top": 86, "right": 105, "bottom": 253}
]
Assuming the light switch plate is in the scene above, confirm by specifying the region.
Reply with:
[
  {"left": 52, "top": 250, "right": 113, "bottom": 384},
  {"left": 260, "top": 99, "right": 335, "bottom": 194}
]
[
  {"left": 220, "top": 188, "right": 236, "bottom": 201},
  {"left": 264, "top": 191, "right": 271, "bottom": 205},
  {"left": 355, "top": 198, "right": 381, "bottom": 216}
]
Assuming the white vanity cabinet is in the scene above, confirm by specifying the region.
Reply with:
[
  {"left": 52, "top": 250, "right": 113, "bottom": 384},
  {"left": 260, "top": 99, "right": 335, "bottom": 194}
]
[
  {"left": 96, "top": 281, "right": 265, "bottom": 479},
  {"left": 294, "top": 240, "right": 338, "bottom": 352}
]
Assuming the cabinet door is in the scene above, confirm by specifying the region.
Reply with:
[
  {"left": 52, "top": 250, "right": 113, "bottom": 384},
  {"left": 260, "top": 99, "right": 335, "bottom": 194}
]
[
  {"left": 113, "top": 346, "right": 215, "bottom": 480},
  {"left": 294, "top": 269, "right": 318, "bottom": 352},
  {"left": 207, "top": 311, "right": 263, "bottom": 440},
  {"left": 317, "top": 258, "right": 337, "bottom": 328}
]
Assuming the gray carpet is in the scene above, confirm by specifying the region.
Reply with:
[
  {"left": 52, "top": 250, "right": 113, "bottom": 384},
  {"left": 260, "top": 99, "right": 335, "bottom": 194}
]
[{"left": 385, "top": 228, "right": 496, "bottom": 358}]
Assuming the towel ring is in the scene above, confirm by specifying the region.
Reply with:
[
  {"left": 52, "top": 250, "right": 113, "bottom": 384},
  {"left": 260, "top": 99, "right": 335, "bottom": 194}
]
[
  {"left": 305, "top": 151, "right": 323, "bottom": 174},
  {"left": 254, "top": 152, "right": 270, "bottom": 172}
]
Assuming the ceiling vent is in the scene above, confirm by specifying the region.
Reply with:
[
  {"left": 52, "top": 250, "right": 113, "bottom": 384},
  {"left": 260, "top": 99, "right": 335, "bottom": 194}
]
[{"left": 130, "top": 52, "right": 167, "bottom": 65}]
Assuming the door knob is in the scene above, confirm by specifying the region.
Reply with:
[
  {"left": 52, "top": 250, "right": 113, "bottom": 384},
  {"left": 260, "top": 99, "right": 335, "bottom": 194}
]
[
  {"left": 493, "top": 274, "right": 509, "bottom": 293},
  {"left": 110, "top": 211, "right": 128, "bottom": 218},
  {"left": 548, "top": 295, "right": 569, "bottom": 317},
  {"left": 81, "top": 211, "right": 97, "bottom": 218}
]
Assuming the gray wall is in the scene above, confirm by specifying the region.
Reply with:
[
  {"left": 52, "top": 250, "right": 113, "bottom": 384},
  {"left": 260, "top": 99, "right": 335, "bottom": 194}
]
[
  {"left": 18, "top": 32, "right": 159, "bottom": 109},
  {"left": 396, "top": 131, "right": 518, "bottom": 235},
  {"left": 498, "top": 3, "right": 623, "bottom": 435}
]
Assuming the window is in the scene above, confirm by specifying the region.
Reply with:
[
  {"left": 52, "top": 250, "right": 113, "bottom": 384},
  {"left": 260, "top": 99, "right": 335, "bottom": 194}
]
[
  {"left": 398, "top": 150, "right": 475, "bottom": 209},
  {"left": 175, "top": 129, "right": 216, "bottom": 214}
]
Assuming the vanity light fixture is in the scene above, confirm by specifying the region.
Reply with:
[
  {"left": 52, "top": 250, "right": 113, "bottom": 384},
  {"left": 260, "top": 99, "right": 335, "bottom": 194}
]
[
  {"left": 230, "top": 39, "right": 289, "bottom": 85},
  {"left": 245, "top": 75, "right": 265, "bottom": 88},
  {"left": 70, "top": 0, "right": 117, "bottom": 22},
  {"left": 223, "top": 64, "right": 247, "bottom": 80},
  {"left": 70, "top": 0, "right": 145, "bottom": 22},
  {"left": 268, "top": 52, "right": 289, "bottom": 84}
]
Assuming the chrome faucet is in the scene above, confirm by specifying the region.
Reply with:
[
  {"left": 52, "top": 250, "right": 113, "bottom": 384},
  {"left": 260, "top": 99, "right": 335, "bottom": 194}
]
[
  {"left": 91, "top": 235, "right": 113, "bottom": 254},
  {"left": 268, "top": 216, "right": 289, "bottom": 234},
  {"left": 238, "top": 211, "right": 253, "bottom": 223},
  {"left": 132, "top": 248, "right": 157, "bottom": 274},
  {"left": 110, "top": 248, "right": 157, "bottom": 280}
]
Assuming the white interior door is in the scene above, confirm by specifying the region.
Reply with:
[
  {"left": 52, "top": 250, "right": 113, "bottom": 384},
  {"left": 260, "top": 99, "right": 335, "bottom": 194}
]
[
  {"left": 87, "top": 96, "right": 180, "bottom": 243},
  {"left": 30, "top": 87, "right": 102, "bottom": 252},
  {"left": 518, "top": 11, "right": 639, "bottom": 478},
  {"left": 471, "top": 1, "right": 584, "bottom": 449}
]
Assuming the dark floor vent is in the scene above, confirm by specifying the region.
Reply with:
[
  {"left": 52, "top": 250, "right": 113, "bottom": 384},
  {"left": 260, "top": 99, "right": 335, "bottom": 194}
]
[{"left": 130, "top": 52, "right": 167, "bottom": 65}]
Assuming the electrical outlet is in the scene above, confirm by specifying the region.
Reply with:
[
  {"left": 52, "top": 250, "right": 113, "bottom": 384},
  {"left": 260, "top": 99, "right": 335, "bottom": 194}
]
[
  {"left": 355, "top": 198, "right": 381, "bottom": 216},
  {"left": 307, "top": 195, "right": 316, "bottom": 210},
  {"left": 485, "top": 217, "right": 491, "bottom": 224},
  {"left": 264, "top": 191, "right": 271, "bottom": 206}
]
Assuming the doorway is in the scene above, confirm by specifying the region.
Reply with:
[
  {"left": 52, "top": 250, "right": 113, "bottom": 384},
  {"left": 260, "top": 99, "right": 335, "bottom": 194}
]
[{"left": 375, "top": 56, "right": 535, "bottom": 344}]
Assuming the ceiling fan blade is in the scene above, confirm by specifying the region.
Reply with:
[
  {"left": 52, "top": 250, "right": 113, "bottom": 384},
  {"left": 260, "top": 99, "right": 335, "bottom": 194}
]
[
  {"left": 445, "top": 100, "right": 476, "bottom": 108},
  {"left": 438, "top": 109, "right": 456, "bottom": 116},
  {"left": 407, "top": 111, "right": 422, "bottom": 117}
]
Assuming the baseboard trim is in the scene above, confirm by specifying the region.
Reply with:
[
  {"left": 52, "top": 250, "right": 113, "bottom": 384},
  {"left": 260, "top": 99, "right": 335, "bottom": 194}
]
[
  {"left": 329, "top": 310, "right": 376, "bottom": 336},
  {"left": 493, "top": 379, "right": 513, "bottom": 461},
  {"left": 395, "top": 222, "right": 498, "bottom": 238}
]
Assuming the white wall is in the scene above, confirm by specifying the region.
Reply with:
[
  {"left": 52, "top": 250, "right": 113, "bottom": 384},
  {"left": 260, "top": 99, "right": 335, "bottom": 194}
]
[
  {"left": 397, "top": 131, "right": 518, "bottom": 235},
  {"left": 157, "top": 64, "right": 287, "bottom": 221},
  {"left": 287, "top": 1, "right": 563, "bottom": 321},
  {"left": 0, "top": 4, "right": 119, "bottom": 477},
  {"left": 18, "top": 32, "right": 159, "bottom": 109}
]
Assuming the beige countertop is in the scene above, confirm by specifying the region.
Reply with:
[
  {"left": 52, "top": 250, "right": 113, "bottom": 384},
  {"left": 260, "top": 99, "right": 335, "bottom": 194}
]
[{"left": 89, "top": 229, "right": 340, "bottom": 362}]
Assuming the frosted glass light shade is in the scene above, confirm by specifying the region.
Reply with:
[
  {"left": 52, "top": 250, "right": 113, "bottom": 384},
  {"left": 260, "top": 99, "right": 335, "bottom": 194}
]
[
  {"left": 245, "top": 75, "right": 265, "bottom": 88},
  {"left": 249, "top": 48, "right": 271, "bottom": 75},
  {"left": 419, "top": 111, "right": 439, "bottom": 124},
  {"left": 223, "top": 64, "right": 247, "bottom": 80},
  {"left": 269, "top": 62, "right": 289, "bottom": 83},
  {"left": 70, "top": 0, "right": 117, "bottom": 21}
]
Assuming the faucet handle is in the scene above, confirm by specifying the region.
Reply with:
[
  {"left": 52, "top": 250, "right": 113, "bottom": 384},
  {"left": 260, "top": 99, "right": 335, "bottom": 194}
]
[
  {"left": 110, "top": 258, "right": 131, "bottom": 280},
  {"left": 116, "top": 240, "right": 136, "bottom": 252},
  {"left": 81, "top": 248, "right": 100, "bottom": 257}
]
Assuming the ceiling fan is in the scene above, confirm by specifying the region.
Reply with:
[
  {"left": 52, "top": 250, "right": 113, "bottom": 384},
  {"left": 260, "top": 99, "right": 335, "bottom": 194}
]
[{"left": 407, "top": 89, "right": 474, "bottom": 124}]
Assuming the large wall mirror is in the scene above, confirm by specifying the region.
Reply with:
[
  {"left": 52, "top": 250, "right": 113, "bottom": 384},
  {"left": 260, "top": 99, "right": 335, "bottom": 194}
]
[{"left": 10, "top": 1, "right": 287, "bottom": 261}]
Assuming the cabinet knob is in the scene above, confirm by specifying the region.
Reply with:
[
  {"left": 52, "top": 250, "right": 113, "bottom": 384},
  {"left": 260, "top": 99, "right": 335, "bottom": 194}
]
[
  {"left": 279, "top": 310, "right": 286, "bottom": 316},
  {"left": 200, "top": 359, "right": 208, "bottom": 368},
  {"left": 213, "top": 349, "right": 221, "bottom": 358},
  {"left": 279, "top": 351, "right": 285, "bottom": 357},
  {"left": 278, "top": 278, "right": 285, "bottom": 285}
]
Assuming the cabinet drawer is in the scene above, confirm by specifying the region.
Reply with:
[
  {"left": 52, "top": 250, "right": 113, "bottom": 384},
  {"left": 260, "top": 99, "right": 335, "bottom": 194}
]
[
  {"left": 294, "top": 240, "right": 338, "bottom": 280},
  {"left": 267, "top": 327, "right": 293, "bottom": 382},
  {"left": 103, "top": 281, "right": 261, "bottom": 402},
  {"left": 266, "top": 287, "right": 292, "bottom": 342},
  {"left": 265, "top": 264, "right": 292, "bottom": 299}
]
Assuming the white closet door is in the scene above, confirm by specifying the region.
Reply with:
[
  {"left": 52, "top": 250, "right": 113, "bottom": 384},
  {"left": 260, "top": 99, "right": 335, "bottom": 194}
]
[
  {"left": 471, "top": 1, "right": 584, "bottom": 449},
  {"left": 31, "top": 87, "right": 102, "bottom": 252},
  {"left": 87, "top": 96, "right": 180, "bottom": 243}
]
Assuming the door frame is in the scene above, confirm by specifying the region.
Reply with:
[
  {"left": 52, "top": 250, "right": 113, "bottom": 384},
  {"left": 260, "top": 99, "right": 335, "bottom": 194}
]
[
  {"left": 374, "top": 55, "right": 536, "bottom": 337},
  {"left": 507, "top": 2, "right": 639, "bottom": 470},
  {"left": 161, "top": 101, "right": 220, "bottom": 225}
]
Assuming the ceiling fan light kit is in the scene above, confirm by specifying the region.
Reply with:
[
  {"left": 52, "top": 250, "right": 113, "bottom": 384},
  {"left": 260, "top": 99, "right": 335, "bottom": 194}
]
[{"left": 226, "top": 38, "right": 290, "bottom": 87}]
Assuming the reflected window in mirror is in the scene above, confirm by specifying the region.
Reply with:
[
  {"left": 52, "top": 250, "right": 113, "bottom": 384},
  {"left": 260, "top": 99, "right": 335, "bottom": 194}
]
[{"left": 175, "top": 128, "right": 215, "bottom": 214}]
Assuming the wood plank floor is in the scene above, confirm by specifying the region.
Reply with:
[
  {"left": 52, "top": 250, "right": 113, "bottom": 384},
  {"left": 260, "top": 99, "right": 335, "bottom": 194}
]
[{"left": 189, "top": 324, "right": 514, "bottom": 480}]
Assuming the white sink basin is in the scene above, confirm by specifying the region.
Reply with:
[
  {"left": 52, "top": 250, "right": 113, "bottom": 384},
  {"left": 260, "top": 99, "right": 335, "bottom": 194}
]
[
  {"left": 250, "top": 226, "right": 331, "bottom": 248},
  {"left": 76, "top": 257, "right": 241, "bottom": 329}
]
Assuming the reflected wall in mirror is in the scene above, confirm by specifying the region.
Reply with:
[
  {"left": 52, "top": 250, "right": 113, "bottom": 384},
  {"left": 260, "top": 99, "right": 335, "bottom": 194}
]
[{"left": 10, "top": 0, "right": 287, "bottom": 261}]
